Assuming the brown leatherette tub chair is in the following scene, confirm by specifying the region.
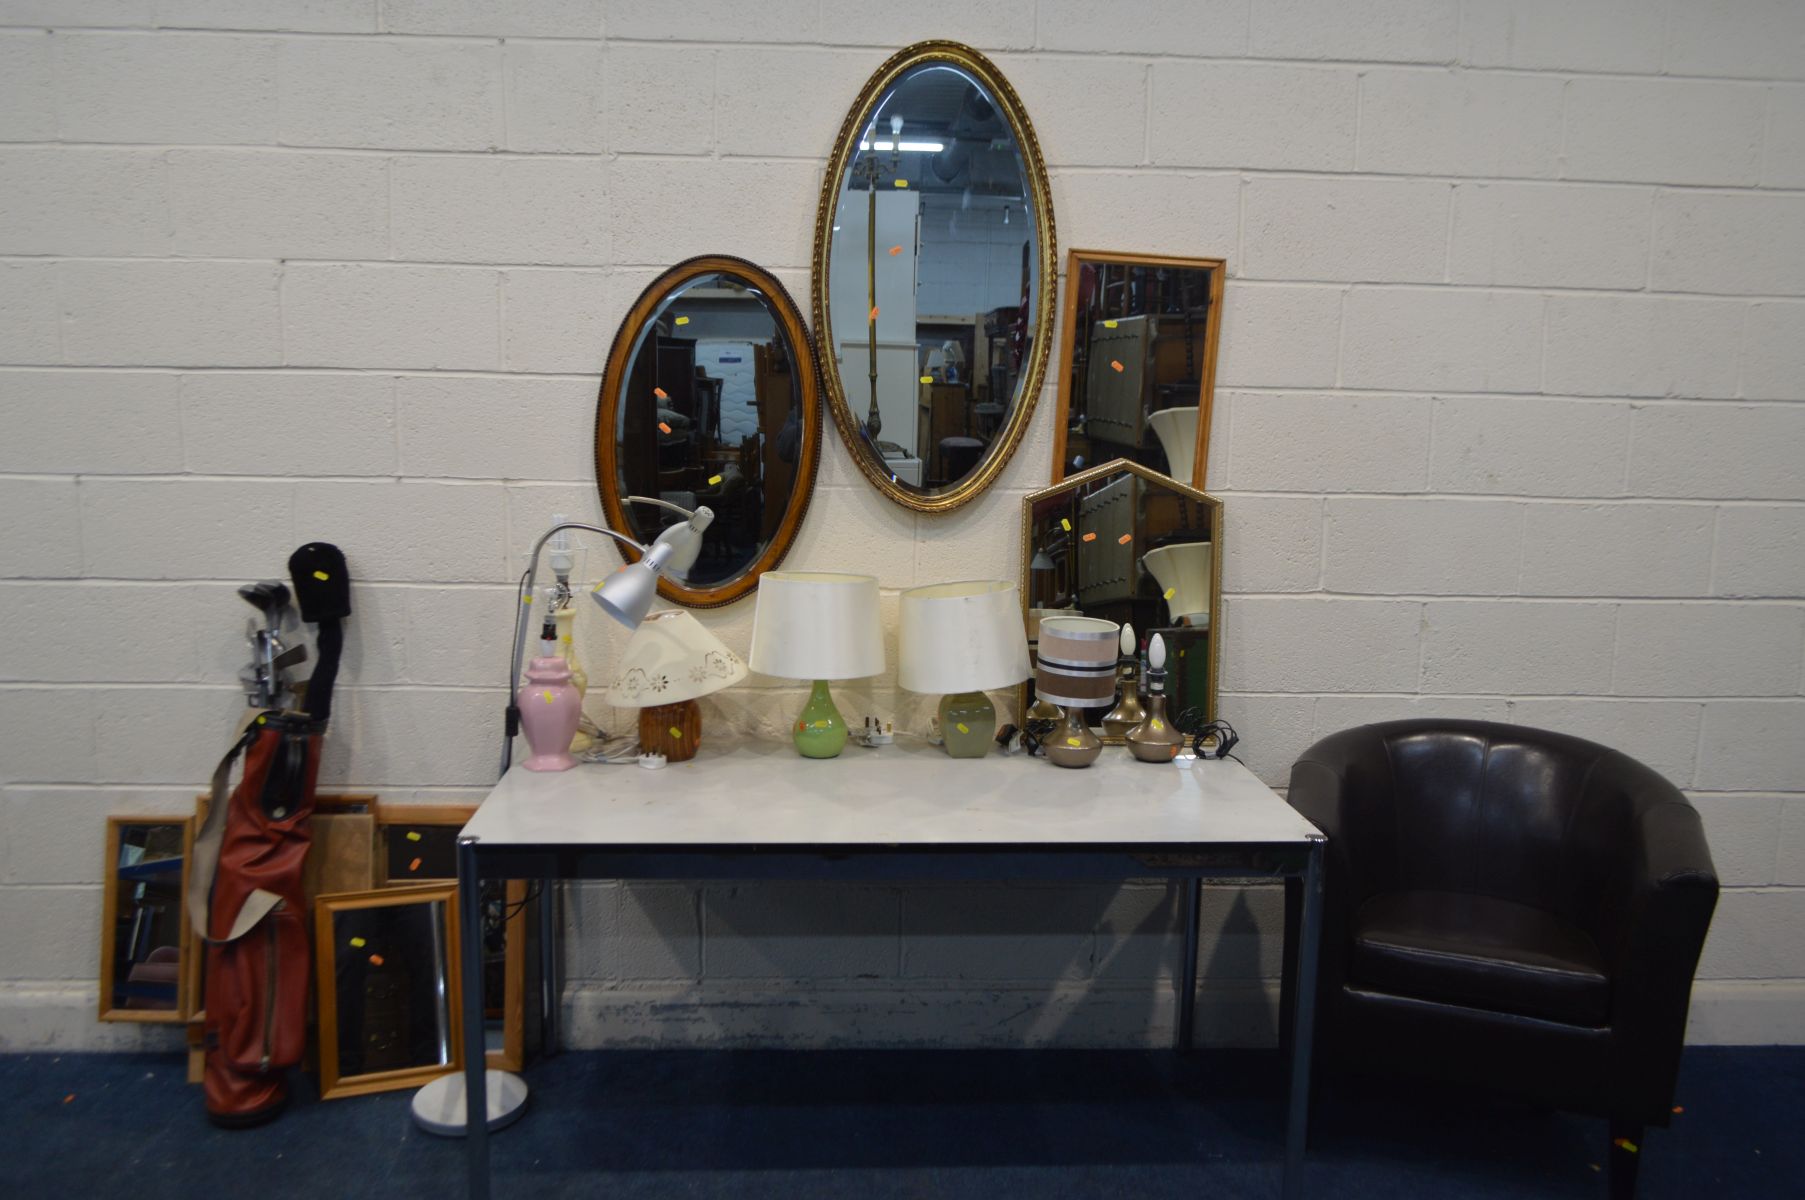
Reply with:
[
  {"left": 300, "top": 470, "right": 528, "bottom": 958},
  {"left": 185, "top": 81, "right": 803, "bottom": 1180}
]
[{"left": 1284, "top": 719, "right": 1718, "bottom": 1199}]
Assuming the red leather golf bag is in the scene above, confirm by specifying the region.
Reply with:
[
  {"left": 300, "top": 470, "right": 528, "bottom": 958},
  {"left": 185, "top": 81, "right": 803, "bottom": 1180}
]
[{"left": 187, "top": 543, "right": 349, "bottom": 1126}]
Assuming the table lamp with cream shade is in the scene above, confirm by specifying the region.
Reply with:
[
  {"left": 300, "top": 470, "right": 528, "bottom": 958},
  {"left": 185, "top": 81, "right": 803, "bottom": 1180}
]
[
  {"left": 897, "top": 580, "right": 1031, "bottom": 757},
  {"left": 603, "top": 609, "right": 747, "bottom": 762},
  {"left": 748, "top": 572, "right": 885, "bottom": 758}
]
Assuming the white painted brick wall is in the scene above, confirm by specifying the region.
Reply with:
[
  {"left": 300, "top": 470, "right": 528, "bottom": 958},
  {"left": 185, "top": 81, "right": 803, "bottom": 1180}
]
[{"left": 2, "top": 0, "right": 1803, "bottom": 1051}]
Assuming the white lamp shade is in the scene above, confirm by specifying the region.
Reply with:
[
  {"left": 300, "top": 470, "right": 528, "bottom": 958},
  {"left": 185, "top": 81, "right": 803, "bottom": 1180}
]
[
  {"left": 1142, "top": 542, "right": 1213, "bottom": 626},
  {"left": 896, "top": 580, "right": 1030, "bottom": 694},
  {"left": 1148, "top": 406, "right": 1199, "bottom": 481},
  {"left": 747, "top": 572, "right": 885, "bottom": 681},
  {"left": 604, "top": 609, "right": 747, "bottom": 707}
]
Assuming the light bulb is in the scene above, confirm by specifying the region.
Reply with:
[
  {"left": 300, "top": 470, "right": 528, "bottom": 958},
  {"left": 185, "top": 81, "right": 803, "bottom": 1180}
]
[
  {"left": 1149, "top": 633, "right": 1167, "bottom": 671},
  {"left": 890, "top": 114, "right": 903, "bottom": 136},
  {"left": 1119, "top": 622, "right": 1135, "bottom": 656}
]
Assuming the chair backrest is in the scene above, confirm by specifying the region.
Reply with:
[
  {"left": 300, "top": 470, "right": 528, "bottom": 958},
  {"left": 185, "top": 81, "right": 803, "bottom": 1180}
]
[{"left": 1359, "top": 720, "right": 1641, "bottom": 923}]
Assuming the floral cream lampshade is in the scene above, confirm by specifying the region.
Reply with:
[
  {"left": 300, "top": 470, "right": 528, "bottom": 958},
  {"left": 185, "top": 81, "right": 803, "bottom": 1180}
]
[
  {"left": 604, "top": 609, "right": 747, "bottom": 762},
  {"left": 748, "top": 572, "right": 885, "bottom": 759},
  {"left": 897, "top": 580, "right": 1031, "bottom": 758}
]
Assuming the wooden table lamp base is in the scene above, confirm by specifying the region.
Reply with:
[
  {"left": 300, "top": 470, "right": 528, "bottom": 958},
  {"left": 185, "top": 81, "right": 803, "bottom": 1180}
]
[{"left": 639, "top": 700, "right": 702, "bottom": 762}]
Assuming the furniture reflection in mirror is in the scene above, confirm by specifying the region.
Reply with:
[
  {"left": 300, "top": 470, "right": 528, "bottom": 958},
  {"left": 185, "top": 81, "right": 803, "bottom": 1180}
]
[
  {"left": 376, "top": 807, "right": 530, "bottom": 1072},
  {"left": 1020, "top": 459, "right": 1222, "bottom": 743},
  {"left": 597, "top": 255, "right": 822, "bottom": 608},
  {"left": 316, "top": 884, "right": 462, "bottom": 1100},
  {"left": 99, "top": 816, "right": 194, "bottom": 1022},
  {"left": 1052, "top": 251, "right": 1225, "bottom": 488},
  {"left": 813, "top": 40, "right": 1056, "bottom": 512},
  {"left": 1286, "top": 720, "right": 1719, "bottom": 1200}
]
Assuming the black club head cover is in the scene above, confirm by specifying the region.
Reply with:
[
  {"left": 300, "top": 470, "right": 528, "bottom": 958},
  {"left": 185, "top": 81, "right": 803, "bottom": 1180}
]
[{"left": 287, "top": 543, "right": 351, "bottom": 623}]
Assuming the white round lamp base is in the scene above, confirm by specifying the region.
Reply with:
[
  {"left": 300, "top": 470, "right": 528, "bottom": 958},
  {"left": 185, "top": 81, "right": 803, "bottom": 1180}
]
[{"left": 410, "top": 1069, "right": 528, "bottom": 1137}]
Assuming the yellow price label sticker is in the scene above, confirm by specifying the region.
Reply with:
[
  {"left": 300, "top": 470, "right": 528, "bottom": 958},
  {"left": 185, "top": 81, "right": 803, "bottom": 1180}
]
[
  {"left": 1066, "top": 737, "right": 1082, "bottom": 747},
  {"left": 349, "top": 937, "right": 366, "bottom": 948},
  {"left": 919, "top": 375, "right": 933, "bottom": 384},
  {"left": 1164, "top": 587, "right": 1176, "bottom": 600},
  {"left": 1103, "top": 319, "right": 1118, "bottom": 329},
  {"left": 256, "top": 715, "right": 266, "bottom": 725},
  {"left": 1151, "top": 719, "right": 1163, "bottom": 732},
  {"left": 674, "top": 316, "right": 689, "bottom": 326},
  {"left": 814, "top": 719, "right": 831, "bottom": 728},
  {"left": 893, "top": 178, "right": 909, "bottom": 188},
  {"left": 542, "top": 690, "right": 555, "bottom": 704},
  {"left": 955, "top": 722, "right": 969, "bottom": 735},
  {"left": 709, "top": 474, "right": 723, "bottom": 486},
  {"left": 1060, "top": 518, "right": 1071, "bottom": 531},
  {"left": 521, "top": 595, "right": 532, "bottom": 604},
  {"left": 312, "top": 569, "right": 329, "bottom": 581},
  {"left": 668, "top": 726, "right": 683, "bottom": 739},
  {"left": 406, "top": 831, "right": 422, "bottom": 842}
]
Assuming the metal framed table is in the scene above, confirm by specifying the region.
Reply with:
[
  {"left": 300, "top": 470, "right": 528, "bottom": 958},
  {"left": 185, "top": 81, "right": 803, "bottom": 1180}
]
[{"left": 456, "top": 740, "right": 1325, "bottom": 1199}]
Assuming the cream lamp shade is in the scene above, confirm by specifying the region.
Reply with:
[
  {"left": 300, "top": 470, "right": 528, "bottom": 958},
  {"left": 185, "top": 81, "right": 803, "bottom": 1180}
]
[
  {"left": 748, "top": 571, "right": 885, "bottom": 680},
  {"left": 897, "top": 580, "right": 1030, "bottom": 695},
  {"left": 1142, "top": 543, "right": 1213, "bottom": 627},
  {"left": 1147, "top": 406, "right": 1199, "bottom": 483},
  {"left": 603, "top": 609, "right": 747, "bottom": 707}
]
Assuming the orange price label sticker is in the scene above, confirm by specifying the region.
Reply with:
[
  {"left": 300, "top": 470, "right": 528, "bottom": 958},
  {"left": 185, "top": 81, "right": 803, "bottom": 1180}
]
[
  {"left": 654, "top": 387, "right": 669, "bottom": 400},
  {"left": 368, "top": 954, "right": 385, "bottom": 967},
  {"left": 409, "top": 856, "right": 422, "bottom": 872},
  {"left": 658, "top": 421, "right": 672, "bottom": 434},
  {"left": 889, "top": 245, "right": 903, "bottom": 256},
  {"left": 869, "top": 305, "right": 880, "bottom": 320},
  {"left": 1110, "top": 359, "right": 1124, "bottom": 373},
  {"left": 1117, "top": 533, "right": 1132, "bottom": 545},
  {"left": 1082, "top": 531, "right": 1097, "bottom": 542}
]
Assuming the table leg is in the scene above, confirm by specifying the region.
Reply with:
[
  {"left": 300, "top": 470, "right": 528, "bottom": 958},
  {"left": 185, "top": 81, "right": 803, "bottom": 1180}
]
[
  {"left": 1282, "top": 837, "right": 1325, "bottom": 1200},
  {"left": 458, "top": 837, "right": 491, "bottom": 1200},
  {"left": 538, "top": 880, "right": 560, "bottom": 1059},
  {"left": 1175, "top": 877, "right": 1201, "bottom": 1052}
]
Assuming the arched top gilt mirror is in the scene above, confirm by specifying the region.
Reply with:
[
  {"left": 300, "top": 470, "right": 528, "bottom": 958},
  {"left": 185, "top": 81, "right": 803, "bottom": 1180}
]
[
  {"left": 812, "top": 41, "right": 1057, "bottom": 513},
  {"left": 596, "top": 256, "right": 822, "bottom": 608}
]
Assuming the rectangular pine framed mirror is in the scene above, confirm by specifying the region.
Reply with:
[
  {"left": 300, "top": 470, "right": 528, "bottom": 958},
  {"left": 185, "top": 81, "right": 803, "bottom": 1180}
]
[
  {"left": 315, "top": 883, "right": 462, "bottom": 1100},
  {"left": 99, "top": 816, "right": 195, "bottom": 1023},
  {"left": 1051, "top": 250, "right": 1225, "bottom": 488}
]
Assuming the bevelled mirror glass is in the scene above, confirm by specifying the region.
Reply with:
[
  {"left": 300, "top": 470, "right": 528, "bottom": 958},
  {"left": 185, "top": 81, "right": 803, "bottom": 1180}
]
[
  {"left": 1020, "top": 460, "right": 1222, "bottom": 743},
  {"left": 1053, "top": 251, "right": 1225, "bottom": 488},
  {"left": 812, "top": 41, "right": 1056, "bottom": 513},
  {"left": 98, "top": 816, "right": 192, "bottom": 1023},
  {"left": 597, "top": 255, "right": 822, "bottom": 608}
]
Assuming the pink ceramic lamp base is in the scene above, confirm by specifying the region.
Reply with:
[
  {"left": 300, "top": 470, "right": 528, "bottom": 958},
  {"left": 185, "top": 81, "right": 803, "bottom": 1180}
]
[{"left": 519, "top": 655, "right": 581, "bottom": 772}]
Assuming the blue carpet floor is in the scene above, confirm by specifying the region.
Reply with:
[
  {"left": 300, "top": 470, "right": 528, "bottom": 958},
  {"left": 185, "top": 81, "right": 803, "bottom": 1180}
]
[{"left": 3, "top": 1046, "right": 1799, "bottom": 1198}]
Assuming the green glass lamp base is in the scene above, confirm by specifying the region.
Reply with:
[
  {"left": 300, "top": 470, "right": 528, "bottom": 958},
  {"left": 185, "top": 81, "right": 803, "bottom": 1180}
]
[
  {"left": 793, "top": 679, "right": 849, "bottom": 758},
  {"left": 938, "top": 691, "right": 995, "bottom": 758}
]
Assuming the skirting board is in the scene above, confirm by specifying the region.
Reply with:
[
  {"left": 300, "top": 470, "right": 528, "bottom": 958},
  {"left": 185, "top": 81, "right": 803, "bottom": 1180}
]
[{"left": 5, "top": 980, "right": 1803, "bottom": 1053}]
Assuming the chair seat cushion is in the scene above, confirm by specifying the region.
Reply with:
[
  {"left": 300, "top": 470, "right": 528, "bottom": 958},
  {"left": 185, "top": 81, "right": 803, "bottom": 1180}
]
[{"left": 1350, "top": 891, "right": 1610, "bottom": 1026}]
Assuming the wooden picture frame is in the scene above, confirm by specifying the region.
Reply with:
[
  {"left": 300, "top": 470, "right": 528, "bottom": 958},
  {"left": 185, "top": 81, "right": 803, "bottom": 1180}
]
[
  {"left": 315, "top": 883, "right": 462, "bottom": 1100},
  {"left": 98, "top": 815, "right": 195, "bottom": 1023},
  {"left": 376, "top": 806, "right": 528, "bottom": 1072}
]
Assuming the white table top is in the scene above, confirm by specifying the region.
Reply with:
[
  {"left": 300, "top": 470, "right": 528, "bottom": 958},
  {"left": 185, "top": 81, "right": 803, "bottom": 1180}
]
[{"left": 462, "top": 738, "right": 1320, "bottom": 849}]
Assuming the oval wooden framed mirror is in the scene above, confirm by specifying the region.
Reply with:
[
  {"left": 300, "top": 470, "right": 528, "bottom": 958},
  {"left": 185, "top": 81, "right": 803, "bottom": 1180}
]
[
  {"left": 596, "top": 255, "right": 822, "bottom": 608},
  {"left": 811, "top": 41, "right": 1057, "bottom": 513}
]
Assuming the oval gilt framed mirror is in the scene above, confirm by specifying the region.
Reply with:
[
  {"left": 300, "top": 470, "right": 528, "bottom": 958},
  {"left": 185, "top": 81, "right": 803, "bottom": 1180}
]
[
  {"left": 812, "top": 41, "right": 1056, "bottom": 513},
  {"left": 596, "top": 256, "right": 822, "bottom": 608}
]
